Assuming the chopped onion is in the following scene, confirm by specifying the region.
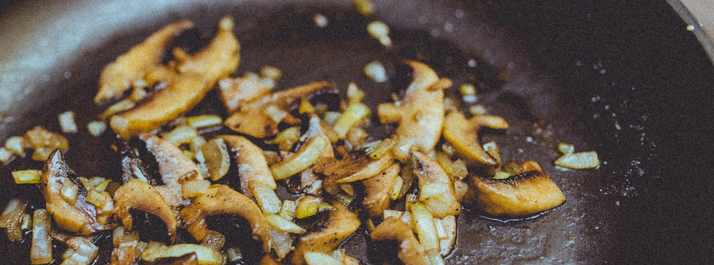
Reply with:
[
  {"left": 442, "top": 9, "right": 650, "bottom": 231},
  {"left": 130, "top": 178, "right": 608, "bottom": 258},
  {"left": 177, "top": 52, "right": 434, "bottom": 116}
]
[
  {"left": 278, "top": 200, "right": 297, "bottom": 221},
  {"left": 268, "top": 227, "right": 292, "bottom": 259},
  {"left": 346, "top": 82, "right": 365, "bottom": 104},
  {"left": 161, "top": 244, "right": 224, "bottom": 265},
  {"left": 5, "top": 136, "right": 26, "bottom": 156},
  {"left": 99, "top": 99, "right": 135, "bottom": 120},
  {"left": 260, "top": 65, "right": 282, "bottom": 80},
  {"left": 200, "top": 230, "right": 226, "bottom": 252},
  {"left": 0, "top": 198, "right": 27, "bottom": 242},
  {"left": 555, "top": 151, "right": 600, "bottom": 169},
  {"left": 60, "top": 178, "right": 79, "bottom": 205},
  {"left": 270, "top": 136, "right": 329, "bottom": 180},
  {"left": 12, "top": 169, "right": 41, "bottom": 184},
  {"left": 226, "top": 247, "right": 243, "bottom": 263},
  {"left": 64, "top": 236, "right": 99, "bottom": 265},
  {"left": 202, "top": 138, "right": 230, "bottom": 181},
  {"left": 304, "top": 252, "right": 342, "bottom": 265},
  {"left": 265, "top": 214, "right": 306, "bottom": 234},
  {"left": 182, "top": 179, "right": 211, "bottom": 198},
  {"left": 186, "top": 115, "right": 223, "bottom": 129},
  {"left": 332, "top": 102, "right": 371, "bottom": 139},
  {"left": 366, "top": 21, "right": 392, "bottom": 47},
  {"left": 58, "top": 111, "right": 78, "bottom": 134},
  {"left": 557, "top": 142, "right": 575, "bottom": 155},
  {"left": 368, "top": 138, "right": 395, "bottom": 160},
  {"left": 163, "top": 125, "right": 198, "bottom": 147},
  {"left": 352, "top": 0, "right": 374, "bottom": 16},
  {"left": 364, "top": 61, "right": 388, "bottom": 82},
  {"left": 0, "top": 147, "right": 13, "bottom": 163},
  {"left": 411, "top": 203, "right": 439, "bottom": 253},
  {"left": 30, "top": 209, "right": 52, "bottom": 264},
  {"left": 263, "top": 105, "right": 288, "bottom": 124},
  {"left": 250, "top": 181, "right": 282, "bottom": 214},
  {"left": 295, "top": 196, "right": 322, "bottom": 219}
]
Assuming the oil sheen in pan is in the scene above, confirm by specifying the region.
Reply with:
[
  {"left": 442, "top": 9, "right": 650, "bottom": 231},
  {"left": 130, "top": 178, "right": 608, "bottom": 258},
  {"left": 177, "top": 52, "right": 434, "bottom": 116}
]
[{"left": 0, "top": 2, "right": 621, "bottom": 264}]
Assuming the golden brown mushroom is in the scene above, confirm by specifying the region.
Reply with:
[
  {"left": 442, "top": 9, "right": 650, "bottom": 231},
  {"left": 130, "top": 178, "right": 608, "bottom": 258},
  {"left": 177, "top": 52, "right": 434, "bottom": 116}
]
[
  {"left": 314, "top": 151, "right": 394, "bottom": 195},
  {"left": 224, "top": 81, "right": 338, "bottom": 138},
  {"left": 290, "top": 201, "right": 361, "bottom": 265},
  {"left": 465, "top": 161, "right": 566, "bottom": 217},
  {"left": 218, "top": 135, "right": 277, "bottom": 198},
  {"left": 40, "top": 150, "right": 108, "bottom": 235},
  {"left": 361, "top": 163, "right": 400, "bottom": 218},
  {"left": 411, "top": 151, "right": 461, "bottom": 218},
  {"left": 178, "top": 184, "right": 271, "bottom": 253},
  {"left": 370, "top": 217, "right": 429, "bottom": 265},
  {"left": 95, "top": 20, "right": 195, "bottom": 104},
  {"left": 111, "top": 16, "right": 240, "bottom": 139},
  {"left": 443, "top": 111, "right": 509, "bottom": 166},
  {"left": 113, "top": 178, "right": 177, "bottom": 242},
  {"left": 377, "top": 60, "right": 449, "bottom": 161},
  {"left": 139, "top": 133, "right": 202, "bottom": 209}
]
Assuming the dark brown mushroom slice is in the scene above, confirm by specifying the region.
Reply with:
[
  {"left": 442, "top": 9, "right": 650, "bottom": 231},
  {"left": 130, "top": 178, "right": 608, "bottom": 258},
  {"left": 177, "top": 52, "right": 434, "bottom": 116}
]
[
  {"left": 370, "top": 217, "right": 429, "bottom": 265},
  {"left": 224, "top": 81, "right": 338, "bottom": 138},
  {"left": 40, "top": 150, "right": 108, "bottom": 235},
  {"left": 218, "top": 135, "right": 277, "bottom": 198},
  {"left": 178, "top": 184, "right": 271, "bottom": 253},
  {"left": 313, "top": 150, "right": 394, "bottom": 195},
  {"left": 113, "top": 178, "right": 177, "bottom": 243},
  {"left": 464, "top": 161, "right": 566, "bottom": 217},
  {"left": 361, "top": 163, "right": 400, "bottom": 218},
  {"left": 290, "top": 201, "right": 361, "bottom": 265}
]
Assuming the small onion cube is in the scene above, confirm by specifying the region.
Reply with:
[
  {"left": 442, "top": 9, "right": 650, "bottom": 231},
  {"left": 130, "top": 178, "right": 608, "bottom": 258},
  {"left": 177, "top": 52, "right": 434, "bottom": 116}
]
[
  {"left": 86, "top": 121, "right": 107, "bottom": 137},
  {"left": 555, "top": 151, "right": 600, "bottom": 169},
  {"left": 186, "top": 115, "right": 223, "bottom": 129},
  {"left": 250, "top": 181, "right": 282, "bottom": 214},
  {"left": 58, "top": 111, "right": 78, "bottom": 134},
  {"left": 5, "top": 136, "right": 26, "bottom": 156},
  {"left": 12, "top": 169, "right": 41, "bottom": 184},
  {"left": 364, "top": 61, "right": 388, "bottom": 83},
  {"left": 265, "top": 214, "right": 306, "bottom": 234},
  {"left": 304, "top": 252, "right": 343, "bottom": 265},
  {"left": 30, "top": 209, "right": 53, "bottom": 265}
]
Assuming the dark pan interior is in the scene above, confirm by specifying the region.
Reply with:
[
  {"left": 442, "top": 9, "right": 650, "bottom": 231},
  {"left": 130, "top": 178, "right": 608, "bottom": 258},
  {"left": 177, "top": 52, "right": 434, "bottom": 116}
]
[{"left": 0, "top": 0, "right": 713, "bottom": 264}]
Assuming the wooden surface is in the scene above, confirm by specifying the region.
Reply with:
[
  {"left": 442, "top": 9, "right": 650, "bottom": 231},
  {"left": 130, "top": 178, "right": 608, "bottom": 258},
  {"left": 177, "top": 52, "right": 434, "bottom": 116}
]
[{"left": 681, "top": 0, "right": 714, "bottom": 37}]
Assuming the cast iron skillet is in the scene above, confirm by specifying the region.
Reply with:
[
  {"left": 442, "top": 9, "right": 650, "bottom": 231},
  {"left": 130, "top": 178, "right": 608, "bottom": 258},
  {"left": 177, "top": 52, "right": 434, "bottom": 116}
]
[{"left": 0, "top": 0, "right": 713, "bottom": 264}]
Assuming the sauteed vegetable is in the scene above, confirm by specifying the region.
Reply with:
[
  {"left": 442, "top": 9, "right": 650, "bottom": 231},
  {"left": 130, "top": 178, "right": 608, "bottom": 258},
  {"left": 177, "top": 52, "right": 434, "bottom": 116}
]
[{"left": 0, "top": 6, "right": 599, "bottom": 265}]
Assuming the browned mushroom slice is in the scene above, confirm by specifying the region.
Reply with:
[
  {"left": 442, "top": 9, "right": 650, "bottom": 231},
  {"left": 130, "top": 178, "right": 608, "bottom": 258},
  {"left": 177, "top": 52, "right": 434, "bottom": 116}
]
[
  {"left": 314, "top": 151, "right": 394, "bottom": 195},
  {"left": 260, "top": 255, "right": 284, "bottom": 265},
  {"left": 377, "top": 60, "right": 448, "bottom": 161},
  {"left": 370, "top": 217, "right": 429, "bottom": 265},
  {"left": 218, "top": 75, "right": 272, "bottom": 114},
  {"left": 111, "top": 16, "right": 240, "bottom": 139},
  {"left": 411, "top": 151, "right": 461, "bottom": 218},
  {"left": 290, "top": 201, "right": 361, "bottom": 265},
  {"left": 139, "top": 133, "right": 201, "bottom": 209},
  {"left": 465, "top": 161, "right": 566, "bottom": 217},
  {"left": 443, "top": 111, "right": 509, "bottom": 166},
  {"left": 113, "top": 178, "right": 177, "bottom": 242},
  {"left": 224, "top": 81, "right": 338, "bottom": 138},
  {"left": 178, "top": 184, "right": 271, "bottom": 253},
  {"left": 218, "top": 135, "right": 277, "bottom": 198},
  {"left": 362, "top": 163, "right": 400, "bottom": 218},
  {"left": 40, "top": 150, "right": 108, "bottom": 235},
  {"left": 95, "top": 20, "right": 195, "bottom": 104}
]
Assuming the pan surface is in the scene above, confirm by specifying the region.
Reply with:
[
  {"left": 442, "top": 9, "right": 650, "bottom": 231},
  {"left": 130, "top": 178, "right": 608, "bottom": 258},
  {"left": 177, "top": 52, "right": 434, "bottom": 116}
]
[{"left": 0, "top": 0, "right": 712, "bottom": 264}]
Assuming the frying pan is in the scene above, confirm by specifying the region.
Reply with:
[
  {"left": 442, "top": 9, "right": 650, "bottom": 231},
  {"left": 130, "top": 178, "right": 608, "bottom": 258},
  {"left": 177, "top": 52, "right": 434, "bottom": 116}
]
[{"left": 1, "top": 0, "right": 713, "bottom": 264}]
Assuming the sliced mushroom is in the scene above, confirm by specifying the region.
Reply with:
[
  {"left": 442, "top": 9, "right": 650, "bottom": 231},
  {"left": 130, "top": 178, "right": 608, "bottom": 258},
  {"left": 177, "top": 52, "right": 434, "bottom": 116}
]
[
  {"left": 224, "top": 81, "right": 338, "bottom": 138},
  {"left": 95, "top": 20, "right": 195, "bottom": 104},
  {"left": 465, "top": 161, "right": 566, "bottom": 217},
  {"left": 111, "top": 16, "right": 240, "bottom": 139},
  {"left": 314, "top": 151, "right": 394, "bottom": 195},
  {"left": 361, "top": 163, "right": 400, "bottom": 218},
  {"left": 178, "top": 184, "right": 271, "bottom": 253},
  {"left": 260, "top": 255, "right": 283, "bottom": 265},
  {"left": 370, "top": 216, "right": 428, "bottom": 265},
  {"left": 377, "top": 60, "right": 448, "bottom": 161},
  {"left": 138, "top": 133, "right": 202, "bottom": 209},
  {"left": 290, "top": 201, "right": 361, "bottom": 265},
  {"left": 218, "top": 74, "right": 272, "bottom": 114},
  {"left": 443, "top": 111, "right": 509, "bottom": 166},
  {"left": 40, "top": 150, "right": 108, "bottom": 235},
  {"left": 113, "top": 178, "right": 177, "bottom": 242},
  {"left": 411, "top": 151, "right": 461, "bottom": 218},
  {"left": 218, "top": 135, "right": 277, "bottom": 198}
]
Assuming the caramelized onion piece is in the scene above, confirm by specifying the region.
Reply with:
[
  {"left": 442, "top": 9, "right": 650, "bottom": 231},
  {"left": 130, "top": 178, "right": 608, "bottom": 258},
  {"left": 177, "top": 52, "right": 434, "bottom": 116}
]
[
  {"left": 178, "top": 184, "right": 271, "bottom": 253},
  {"left": 113, "top": 178, "right": 177, "bottom": 242},
  {"left": 40, "top": 150, "right": 107, "bottom": 235},
  {"left": 111, "top": 16, "right": 240, "bottom": 139},
  {"left": 95, "top": 20, "right": 195, "bottom": 104},
  {"left": 377, "top": 60, "right": 446, "bottom": 161},
  {"left": 465, "top": 161, "right": 566, "bottom": 217},
  {"left": 290, "top": 201, "right": 361, "bottom": 265},
  {"left": 370, "top": 217, "right": 429, "bottom": 265}
]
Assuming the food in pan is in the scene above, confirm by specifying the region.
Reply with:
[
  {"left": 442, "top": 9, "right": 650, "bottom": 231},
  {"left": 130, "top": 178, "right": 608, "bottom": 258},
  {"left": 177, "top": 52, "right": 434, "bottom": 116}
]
[{"left": 0, "top": 8, "right": 599, "bottom": 265}]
